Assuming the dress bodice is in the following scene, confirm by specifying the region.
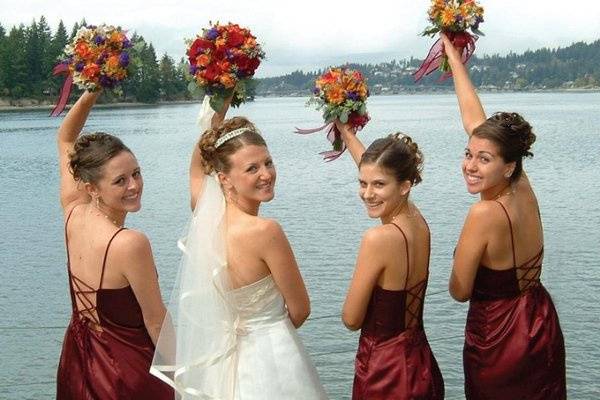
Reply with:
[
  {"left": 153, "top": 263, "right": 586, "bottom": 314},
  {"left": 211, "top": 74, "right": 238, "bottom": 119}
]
[{"left": 230, "top": 275, "right": 287, "bottom": 331}]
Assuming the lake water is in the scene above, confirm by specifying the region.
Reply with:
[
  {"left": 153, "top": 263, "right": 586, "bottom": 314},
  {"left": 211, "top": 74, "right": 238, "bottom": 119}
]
[{"left": 1, "top": 93, "right": 599, "bottom": 399}]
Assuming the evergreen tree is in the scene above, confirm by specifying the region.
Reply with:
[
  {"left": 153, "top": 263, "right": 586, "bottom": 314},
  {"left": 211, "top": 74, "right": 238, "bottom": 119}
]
[
  {"left": 137, "top": 43, "right": 160, "bottom": 102},
  {"left": 0, "top": 23, "right": 6, "bottom": 94},
  {"left": 2, "top": 25, "right": 29, "bottom": 98},
  {"left": 158, "top": 54, "right": 179, "bottom": 100},
  {"left": 47, "top": 21, "right": 69, "bottom": 96}
]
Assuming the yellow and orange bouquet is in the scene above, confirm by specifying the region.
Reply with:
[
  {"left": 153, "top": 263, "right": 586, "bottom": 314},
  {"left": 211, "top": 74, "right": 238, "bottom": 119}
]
[
  {"left": 51, "top": 24, "right": 133, "bottom": 116},
  {"left": 186, "top": 22, "right": 265, "bottom": 112},
  {"left": 414, "top": 0, "right": 485, "bottom": 81},
  {"left": 296, "top": 67, "right": 370, "bottom": 161}
]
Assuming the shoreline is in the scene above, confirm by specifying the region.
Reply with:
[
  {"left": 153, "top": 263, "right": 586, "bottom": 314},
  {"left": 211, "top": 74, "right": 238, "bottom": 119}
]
[{"left": 1, "top": 88, "right": 598, "bottom": 112}]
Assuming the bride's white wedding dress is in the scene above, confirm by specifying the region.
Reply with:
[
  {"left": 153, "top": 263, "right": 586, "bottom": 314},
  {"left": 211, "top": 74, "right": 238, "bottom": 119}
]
[
  {"left": 232, "top": 274, "right": 327, "bottom": 399},
  {"left": 150, "top": 175, "right": 328, "bottom": 399}
]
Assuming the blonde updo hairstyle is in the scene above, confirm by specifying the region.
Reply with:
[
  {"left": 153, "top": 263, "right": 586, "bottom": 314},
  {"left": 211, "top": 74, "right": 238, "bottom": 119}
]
[
  {"left": 472, "top": 112, "right": 536, "bottom": 182},
  {"left": 198, "top": 116, "right": 267, "bottom": 174},
  {"left": 69, "top": 132, "right": 132, "bottom": 184},
  {"left": 359, "top": 133, "right": 424, "bottom": 186}
]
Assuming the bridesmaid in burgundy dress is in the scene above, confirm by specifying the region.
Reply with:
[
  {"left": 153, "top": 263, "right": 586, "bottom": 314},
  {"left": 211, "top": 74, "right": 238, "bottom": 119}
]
[
  {"left": 336, "top": 121, "right": 444, "bottom": 400},
  {"left": 55, "top": 91, "right": 173, "bottom": 399},
  {"left": 442, "top": 34, "right": 566, "bottom": 399}
]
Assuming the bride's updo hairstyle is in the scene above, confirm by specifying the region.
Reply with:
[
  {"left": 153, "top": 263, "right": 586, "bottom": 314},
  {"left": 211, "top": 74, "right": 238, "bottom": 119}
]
[
  {"left": 198, "top": 116, "right": 267, "bottom": 174},
  {"left": 359, "top": 133, "right": 424, "bottom": 186},
  {"left": 472, "top": 112, "right": 536, "bottom": 182},
  {"left": 69, "top": 132, "right": 132, "bottom": 183}
]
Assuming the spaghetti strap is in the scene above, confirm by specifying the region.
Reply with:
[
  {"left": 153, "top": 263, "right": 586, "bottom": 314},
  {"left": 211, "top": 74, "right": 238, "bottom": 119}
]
[
  {"left": 98, "top": 228, "right": 126, "bottom": 290},
  {"left": 64, "top": 206, "right": 77, "bottom": 267},
  {"left": 495, "top": 201, "right": 517, "bottom": 268},
  {"left": 390, "top": 222, "right": 410, "bottom": 289}
]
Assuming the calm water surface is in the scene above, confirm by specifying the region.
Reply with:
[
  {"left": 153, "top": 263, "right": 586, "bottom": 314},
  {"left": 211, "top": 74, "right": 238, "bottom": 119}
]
[{"left": 1, "top": 93, "right": 599, "bottom": 399}]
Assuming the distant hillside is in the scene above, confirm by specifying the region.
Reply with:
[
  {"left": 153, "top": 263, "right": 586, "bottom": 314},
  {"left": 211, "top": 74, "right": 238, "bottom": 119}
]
[{"left": 255, "top": 39, "right": 600, "bottom": 96}]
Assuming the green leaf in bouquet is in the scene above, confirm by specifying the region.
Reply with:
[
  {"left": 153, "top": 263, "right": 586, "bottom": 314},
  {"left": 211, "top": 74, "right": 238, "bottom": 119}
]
[
  {"left": 471, "top": 27, "right": 485, "bottom": 36},
  {"left": 421, "top": 26, "right": 440, "bottom": 37},
  {"left": 359, "top": 103, "right": 367, "bottom": 115},
  {"left": 187, "top": 81, "right": 205, "bottom": 99},
  {"left": 210, "top": 94, "right": 226, "bottom": 113},
  {"left": 339, "top": 109, "right": 349, "bottom": 124}
]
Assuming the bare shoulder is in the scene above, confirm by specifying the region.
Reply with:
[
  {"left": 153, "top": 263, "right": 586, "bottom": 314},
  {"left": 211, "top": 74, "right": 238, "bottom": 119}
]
[
  {"left": 466, "top": 200, "right": 507, "bottom": 228},
  {"left": 361, "top": 225, "right": 401, "bottom": 250},
  {"left": 109, "top": 228, "right": 152, "bottom": 257},
  {"left": 248, "top": 217, "right": 285, "bottom": 242}
]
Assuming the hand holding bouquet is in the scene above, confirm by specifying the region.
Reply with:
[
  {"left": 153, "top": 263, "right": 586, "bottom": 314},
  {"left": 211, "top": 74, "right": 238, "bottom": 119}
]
[
  {"left": 186, "top": 22, "right": 265, "bottom": 112},
  {"left": 295, "top": 67, "right": 370, "bottom": 162},
  {"left": 414, "top": 0, "right": 484, "bottom": 82},
  {"left": 51, "top": 24, "right": 133, "bottom": 116}
]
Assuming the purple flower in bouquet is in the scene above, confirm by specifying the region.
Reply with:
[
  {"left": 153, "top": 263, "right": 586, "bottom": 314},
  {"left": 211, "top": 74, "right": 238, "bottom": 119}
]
[
  {"left": 122, "top": 38, "right": 132, "bottom": 48},
  {"left": 94, "top": 35, "right": 105, "bottom": 45},
  {"left": 205, "top": 27, "right": 219, "bottom": 40},
  {"left": 347, "top": 91, "right": 360, "bottom": 101},
  {"left": 99, "top": 75, "right": 116, "bottom": 89},
  {"left": 75, "top": 62, "right": 85, "bottom": 72},
  {"left": 189, "top": 64, "right": 198, "bottom": 75},
  {"left": 119, "top": 52, "right": 130, "bottom": 67}
]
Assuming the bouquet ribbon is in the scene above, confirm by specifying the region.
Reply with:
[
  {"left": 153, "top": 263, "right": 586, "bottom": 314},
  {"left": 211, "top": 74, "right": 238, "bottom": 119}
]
[
  {"left": 413, "top": 32, "right": 478, "bottom": 82},
  {"left": 294, "top": 123, "right": 347, "bottom": 162},
  {"left": 50, "top": 64, "right": 73, "bottom": 117}
]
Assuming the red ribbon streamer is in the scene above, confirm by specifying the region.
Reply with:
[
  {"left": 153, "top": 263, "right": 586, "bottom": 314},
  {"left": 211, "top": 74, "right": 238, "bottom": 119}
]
[
  {"left": 295, "top": 112, "right": 369, "bottom": 162},
  {"left": 413, "top": 32, "right": 478, "bottom": 82},
  {"left": 50, "top": 64, "right": 73, "bottom": 117}
]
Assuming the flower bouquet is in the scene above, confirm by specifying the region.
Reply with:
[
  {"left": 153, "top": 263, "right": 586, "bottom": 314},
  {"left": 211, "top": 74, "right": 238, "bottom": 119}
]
[
  {"left": 186, "top": 22, "right": 265, "bottom": 112},
  {"left": 51, "top": 24, "right": 133, "bottom": 116},
  {"left": 295, "top": 67, "right": 370, "bottom": 162},
  {"left": 413, "top": 0, "right": 484, "bottom": 82}
]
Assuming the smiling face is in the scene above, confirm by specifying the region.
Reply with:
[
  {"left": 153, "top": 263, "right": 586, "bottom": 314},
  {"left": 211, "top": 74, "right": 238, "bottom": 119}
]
[
  {"left": 462, "top": 136, "right": 515, "bottom": 198},
  {"left": 219, "top": 144, "right": 276, "bottom": 210},
  {"left": 87, "top": 151, "right": 143, "bottom": 213},
  {"left": 358, "top": 162, "right": 410, "bottom": 221}
]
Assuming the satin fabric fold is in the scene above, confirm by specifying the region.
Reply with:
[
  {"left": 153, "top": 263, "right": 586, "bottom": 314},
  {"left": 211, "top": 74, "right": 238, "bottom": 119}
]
[
  {"left": 50, "top": 63, "right": 74, "bottom": 117},
  {"left": 414, "top": 32, "right": 477, "bottom": 82}
]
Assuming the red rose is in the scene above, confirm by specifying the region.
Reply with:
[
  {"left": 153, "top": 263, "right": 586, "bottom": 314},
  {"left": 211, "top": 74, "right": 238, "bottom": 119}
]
[
  {"left": 233, "top": 54, "right": 251, "bottom": 71},
  {"left": 187, "top": 38, "right": 214, "bottom": 62},
  {"left": 203, "top": 64, "right": 221, "bottom": 82},
  {"left": 213, "top": 46, "right": 227, "bottom": 61},
  {"left": 227, "top": 30, "right": 245, "bottom": 47}
]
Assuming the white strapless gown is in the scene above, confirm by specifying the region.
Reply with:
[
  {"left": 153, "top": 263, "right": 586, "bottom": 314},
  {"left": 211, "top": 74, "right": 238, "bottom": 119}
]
[{"left": 230, "top": 275, "right": 328, "bottom": 399}]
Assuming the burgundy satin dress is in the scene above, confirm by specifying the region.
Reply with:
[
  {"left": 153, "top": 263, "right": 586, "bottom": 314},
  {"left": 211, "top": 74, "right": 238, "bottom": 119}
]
[
  {"left": 353, "top": 223, "right": 444, "bottom": 400},
  {"left": 56, "top": 211, "right": 173, "bottom": 400},
  {"left": 463, "top": 202, "right": 566, "bottom": 400}
]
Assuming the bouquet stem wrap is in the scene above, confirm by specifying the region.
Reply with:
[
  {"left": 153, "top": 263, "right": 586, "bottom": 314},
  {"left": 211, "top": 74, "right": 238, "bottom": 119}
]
[{"left": 414, "top": 31, "right": 477, "bottom": 82}]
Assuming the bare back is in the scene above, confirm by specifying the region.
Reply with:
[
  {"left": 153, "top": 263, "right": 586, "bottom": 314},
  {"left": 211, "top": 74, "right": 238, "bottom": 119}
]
[
  {"left": 479, "top": 176, "right": 544, "bottom": 271},
  {"left": 378, "top": 203, "right": 431, "bottom": 292}
]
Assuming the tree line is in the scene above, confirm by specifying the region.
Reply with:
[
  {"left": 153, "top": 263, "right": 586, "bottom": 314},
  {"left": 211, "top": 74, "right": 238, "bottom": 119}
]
[
  {"left": 1, "top": 17, "right": 599, "bottom": 105},
  {"left": 0, "top": 17, "right": 189, "bottom": 104}
]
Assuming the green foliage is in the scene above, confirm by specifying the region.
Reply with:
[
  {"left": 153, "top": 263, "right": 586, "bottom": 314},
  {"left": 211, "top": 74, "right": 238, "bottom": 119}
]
[
  {"left": 255, "top": 40, "right": 600, "bottom": 96},
  {"left": 0, "top": 17, "right": 197, "bottom": 104}
]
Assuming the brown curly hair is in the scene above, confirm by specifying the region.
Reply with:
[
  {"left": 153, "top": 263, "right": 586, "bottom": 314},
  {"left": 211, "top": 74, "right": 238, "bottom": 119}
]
[
  {"left": 69, "top": 132, "right": 132, "bottom": 183},
  {"left": 359, "top": 132, "right": 424, "bottom": 186},
  {"left": 472, "top": 112, "right": 536, "bottom": 181},
  {"left": 198, "top": 116, "right": 267, "bottom": 174}
]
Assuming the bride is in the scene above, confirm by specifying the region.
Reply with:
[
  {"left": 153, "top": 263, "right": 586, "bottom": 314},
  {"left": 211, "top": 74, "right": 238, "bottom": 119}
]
[{"left": 151, "top": 97, "right": 328, "bottom": 399}]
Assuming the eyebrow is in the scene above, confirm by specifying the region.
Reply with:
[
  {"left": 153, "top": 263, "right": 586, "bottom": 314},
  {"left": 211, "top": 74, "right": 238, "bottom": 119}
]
[{"left": 465, "top": 148, "right": 495, "bottom": 157}]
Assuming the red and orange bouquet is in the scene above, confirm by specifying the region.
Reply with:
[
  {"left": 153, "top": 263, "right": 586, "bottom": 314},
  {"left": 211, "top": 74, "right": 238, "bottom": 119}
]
[
  {"left": 296, "top": 67, "right": 370, "bottom": 162},
  {"left": 414, "top": 0, "right": 485, "bottom": 82},
  {"left": 51, "top": 24, "right": 133, "bottom": 116},
  {"left": 186, "top": 22, "right": 265, "bottom": 112}
]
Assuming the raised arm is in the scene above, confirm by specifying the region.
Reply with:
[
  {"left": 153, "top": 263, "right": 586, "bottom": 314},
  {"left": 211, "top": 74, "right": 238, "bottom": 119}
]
[
  {"left": 57, "top": 91, "right": 101, "bottom": 212},
  {"left": 334, "top": 120, "right": 366, "bottom": 166},
  {"left": 189, "top": 97, "right": 232, "bottom": 209},
  {"left": 442, "top": 34, "right": 487, "bottom": 136}
]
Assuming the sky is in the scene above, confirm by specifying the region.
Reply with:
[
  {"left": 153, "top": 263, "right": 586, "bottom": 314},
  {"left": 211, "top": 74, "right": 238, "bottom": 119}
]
[{"left": 2, "top": 0, "right": 599, "bottom": 77}]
